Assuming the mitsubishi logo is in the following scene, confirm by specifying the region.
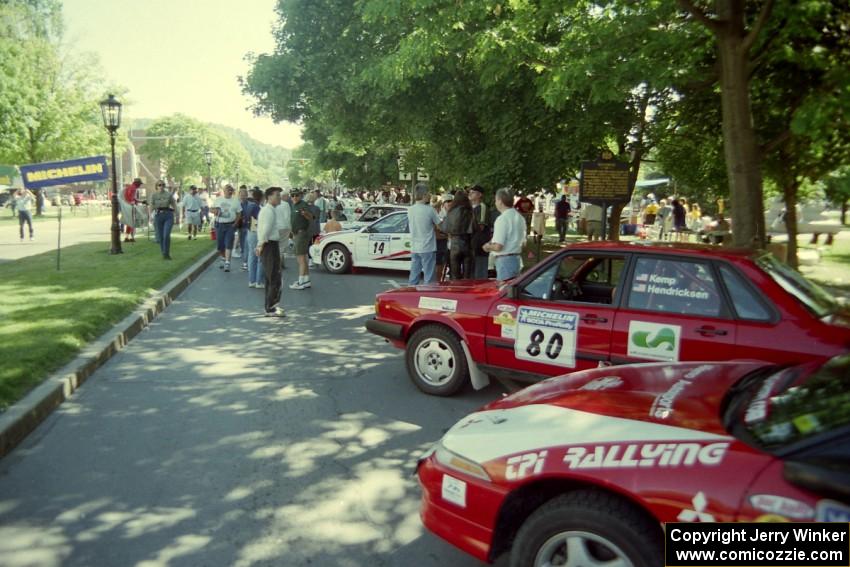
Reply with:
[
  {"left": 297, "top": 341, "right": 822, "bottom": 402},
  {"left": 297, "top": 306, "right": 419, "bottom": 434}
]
[{"left": 677, "top": 492, "right": 715, "bottom": 522}]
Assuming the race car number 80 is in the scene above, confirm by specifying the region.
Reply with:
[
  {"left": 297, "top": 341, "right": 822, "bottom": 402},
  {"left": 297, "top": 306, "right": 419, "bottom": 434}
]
[{"left": 514, "top": 307, "right": 578, "bottom": 368}]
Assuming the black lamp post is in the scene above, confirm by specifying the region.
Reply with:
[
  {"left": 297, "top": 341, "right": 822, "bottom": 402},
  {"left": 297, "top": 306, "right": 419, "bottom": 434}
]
[
  {"left": 204, "top": 149, "right": 213, "bottom": 192},
  {"left": 100, "top": 94, "right": 123, "bottom": 255}
]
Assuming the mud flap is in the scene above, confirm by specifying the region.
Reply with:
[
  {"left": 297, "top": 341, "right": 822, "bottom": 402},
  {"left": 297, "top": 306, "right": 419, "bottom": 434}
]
[{"left": 461, "top": 340, "right": 490, "bottom": 390}]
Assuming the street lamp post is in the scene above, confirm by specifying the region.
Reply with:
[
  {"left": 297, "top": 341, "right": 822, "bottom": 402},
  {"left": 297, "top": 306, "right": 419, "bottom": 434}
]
[
  {"left": 100, "top": 94, "right": 123, "bottom": 255},
  {"left": 204, "top": 149, "right": 213, "bottom": 193}
]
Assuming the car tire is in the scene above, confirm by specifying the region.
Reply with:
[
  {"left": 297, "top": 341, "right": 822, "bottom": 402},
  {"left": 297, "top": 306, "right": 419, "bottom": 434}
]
[
  {"left": 405, "top": 324, "right": 469, "bottom": 396},
  {"left": 510, "top": 490, "right": 662, "bottom": 567},
  {"left": 322, "top": 243, "right": 352, "bottom": 274}
]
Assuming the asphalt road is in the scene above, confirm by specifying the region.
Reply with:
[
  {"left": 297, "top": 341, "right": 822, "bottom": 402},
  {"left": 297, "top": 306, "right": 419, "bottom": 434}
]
[{"left": 0, "top": 257, "right": 510, "bottom": 567}]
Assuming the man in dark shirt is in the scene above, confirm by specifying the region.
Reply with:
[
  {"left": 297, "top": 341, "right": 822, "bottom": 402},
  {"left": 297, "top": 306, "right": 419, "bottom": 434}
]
[
  {"left": 150, "top": 180, "right": 176, "bottom": 259},
  {"left": 555, "top": 194, "right": 571, "bottom": 243},
  {"left": 289, "top": 189, "right": 314, "bottom": 290}
]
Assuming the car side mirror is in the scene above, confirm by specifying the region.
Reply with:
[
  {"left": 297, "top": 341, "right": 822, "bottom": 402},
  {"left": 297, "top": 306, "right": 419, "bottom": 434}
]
[{"left": 784, "top": 460, "right": 850, "bottom": 501}]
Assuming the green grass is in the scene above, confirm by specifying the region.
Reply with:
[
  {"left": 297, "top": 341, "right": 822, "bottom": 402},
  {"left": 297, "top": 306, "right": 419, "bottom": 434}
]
[
  {"left": 0, "top": 205, "right": 110, "bottom": 222},
  {"left": 0, "top": 237, "right": 212, "bottom": 409}
]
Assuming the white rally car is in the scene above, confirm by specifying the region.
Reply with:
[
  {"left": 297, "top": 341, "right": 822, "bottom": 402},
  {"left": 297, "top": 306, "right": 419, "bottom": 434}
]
[
  {"left": 339, "top": 204, "right": 408, "bottom": 230},
  {"left": 310, "top": 210, "right": 413, "bottom": 274}
]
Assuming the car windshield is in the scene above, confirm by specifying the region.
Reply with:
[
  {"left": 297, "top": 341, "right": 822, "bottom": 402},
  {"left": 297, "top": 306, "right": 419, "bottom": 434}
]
[
  {"left": 757, "top": 254, "right": 838, "bottom": 318},
  {"left": 728, "top": 354, "right": 850, "bottom": 451}
]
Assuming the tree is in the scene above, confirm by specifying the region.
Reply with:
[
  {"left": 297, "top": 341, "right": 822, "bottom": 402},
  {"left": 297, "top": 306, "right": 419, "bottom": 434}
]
[
  {"left": 141, "top": 115, "right": 256, "bottom": 189},
  {"left": 823, "top": 167, "right": 850, "bottom": 226}
]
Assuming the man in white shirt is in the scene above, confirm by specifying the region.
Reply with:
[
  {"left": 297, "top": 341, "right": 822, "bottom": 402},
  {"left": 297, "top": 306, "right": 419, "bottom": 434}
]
[
  {"left": 212, "top": 184, "right": 242, "bottom": 272},
  {"left": 14, "top": 189, "right": 35, "bottom": 241},
  {"left": 275, "top": 190, "right": 292, "bottom": 269},
  {"left": 314, "top": 190, "right": 328, "bottom": 223},
  {"left": 484, "top": 188, "right": 526, "bottom": 280},
  {"left": 407, "top": 183, "right": 441, "bottom": 285},
  {"left": 583, "top": 202, "right": 604, "bottom": 241},
  {"left": 255, "top": 187, "right": 284, "bottom": 317},
  {"left": 181, "top": 185, "right": 203, "bottom": 240}
]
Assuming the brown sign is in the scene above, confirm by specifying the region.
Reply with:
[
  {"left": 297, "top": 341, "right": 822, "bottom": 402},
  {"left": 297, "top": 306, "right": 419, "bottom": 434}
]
[{"left": 579, "top": 158, "right": 632, "bottom": 203}]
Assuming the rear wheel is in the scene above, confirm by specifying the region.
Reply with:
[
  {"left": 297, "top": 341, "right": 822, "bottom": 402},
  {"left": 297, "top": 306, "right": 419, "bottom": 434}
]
[
  {"left": 405, "top": 325, "right": 469, "bottom": 396},
  {"left": 323, "top": 243, "right": 352, "bottom": 274},
  {"left": 510, "top": 490, "right": 662, "bottom": 567}
]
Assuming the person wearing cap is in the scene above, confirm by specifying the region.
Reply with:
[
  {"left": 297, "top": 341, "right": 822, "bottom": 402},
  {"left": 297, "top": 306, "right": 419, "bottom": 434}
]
[
  {"left": 255, "top": 187, "right": 284, "bottom": 317},
  {"left": 182, "top": 185, "right": 203, "bottom": 240},
  {"left": 468, "top": 185, "right": 491, "bottom": 279},
  {"left": 150, "top": 180, "right": 176, "bottom": 259},
  {"left": 212, "top": 185, "right": 242, "bottom": 272},
  {"left": 121, "top": 178, "right": 144, "bottom": 242},
  {"left": 289, "top": 188, "right": 314, "bottom": 289},
  {"left": 484, "top": 188, "right": 526, "bottom": 280}
]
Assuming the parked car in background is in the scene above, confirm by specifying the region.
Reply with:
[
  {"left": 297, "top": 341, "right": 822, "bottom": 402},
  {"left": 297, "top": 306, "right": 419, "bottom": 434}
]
[
  {"left": 366, "top": 241, "right": 850, "bottom": 395},
  {"left": 340, "top": 204, "right": 408, "bottom": 230},
  {"left": 417, "top": 354, "right": 850, "bottom": 566},
  {"left": 311, "top": 211, "right": 412, "bottom": 274}
]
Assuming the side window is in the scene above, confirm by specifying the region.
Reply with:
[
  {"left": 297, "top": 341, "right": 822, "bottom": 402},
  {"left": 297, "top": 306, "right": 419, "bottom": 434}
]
[
  {"left": 520, "top": 264, "right": 559, "bottom": 300},
  {"left": 719, "top": 265, "right": 773, "bottom": 321},
  {"left": 553, "top": 255, "right": 625, "bottom": 304},
  {"left": 627, "top": 257, "right": 723, "bottom": 317},
  {"left": 371, "top": 214, "right": 407, "bottom": 234},
  {"left": 360, "top": 207, "right": 380, "bottom": 222}
]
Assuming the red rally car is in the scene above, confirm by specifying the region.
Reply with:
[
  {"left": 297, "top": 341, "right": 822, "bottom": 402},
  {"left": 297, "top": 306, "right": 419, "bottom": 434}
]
[
  {"left": 417, "top": 355, "right": 850, "bottom": 566},
  {"left": 365, "top": 242, "right": 850, "bottom": 396}
]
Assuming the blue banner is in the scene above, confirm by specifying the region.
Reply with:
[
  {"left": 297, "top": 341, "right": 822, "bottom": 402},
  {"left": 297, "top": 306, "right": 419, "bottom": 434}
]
[{"left": 20, "top": 156, "right": 109, "bottom": 189}]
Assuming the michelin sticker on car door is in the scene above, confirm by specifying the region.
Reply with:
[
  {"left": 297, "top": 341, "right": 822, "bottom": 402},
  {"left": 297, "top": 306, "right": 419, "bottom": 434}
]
[
  {"left": 514, "top": 307, "right": 578, "bottom": 368},
  {"left": 628, "top": 321, "right": 681, "bottom": 362}
]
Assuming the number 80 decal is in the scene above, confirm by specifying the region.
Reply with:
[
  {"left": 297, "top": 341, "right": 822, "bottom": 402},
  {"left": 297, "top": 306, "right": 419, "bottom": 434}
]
[{"left": 514, "top": 307, "right": 579, "bottom": 368}]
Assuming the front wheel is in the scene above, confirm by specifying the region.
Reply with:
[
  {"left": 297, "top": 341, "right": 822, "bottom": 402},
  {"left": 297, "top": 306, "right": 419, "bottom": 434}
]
[
  {"left": 405, "top": 325, "right": 469, "bottom": 396},
  {"left": 323, "top": 243, "right": 352, "bottom": 274},
  {"left": 510, "top": 490, "right": 663, "bottom": 567}
]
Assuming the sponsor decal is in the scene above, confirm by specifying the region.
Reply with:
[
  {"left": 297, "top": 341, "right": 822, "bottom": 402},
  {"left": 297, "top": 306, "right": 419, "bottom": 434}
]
[
  {"left": 750, "top": 495, "right": 814, "bottom": 520},
  {"left": 754, "top": 514, "right": 790, "bottom": 522},
  {"left": 418, "top": 297, "right": 458, "bottom": 312},
  {"left": 441, "top": 474, "right": 467, "bottom": 508},
  {"left": 20, "top": 155, "right": 109, "bottom": 189},
  {"left": 627, "top": 321, "right": 681, "bottom": 362},
  {"left": 562, "top": 441, "right": 729, "bottom": 470},
  {"left": 678, "top": 492, "right": 715, "bottom": 522},
  {"left": 816, "top": 499, "right": 850, "bottom": 522},
  {"left": 634, "top": 273, "right": 711, "bottom": 301},
  {"left": 514, "top": 307, "right": 578, "bottom": 368},
  {"left": 404, "top": 241, "right": 411, "bottom": 248},
  {"left": 501, "top": 324, "right": 516, "bottom": 339},
  {"left": 579, "top": 376, "right": 624, "bottom": 391},
  {"left": 744, "top": 374, "right": 782, "bottom": 424},
  {"left": 368, "top": 234, "right": 392, "bottom": 241},
  {"left": 496, "top": 304, "right": 517, "bottom": 313},
  {"left": 636, "top": 272, "right": 649, "bottom": 283},
  {"left": 493, "top": 312, "right": 516, "bottom": 326},
  {"left": 505, "top": 450, "right": 548, "bottom": 480},
  {"left": 649, "top": 366, "right": 712, "bottom": 419}
]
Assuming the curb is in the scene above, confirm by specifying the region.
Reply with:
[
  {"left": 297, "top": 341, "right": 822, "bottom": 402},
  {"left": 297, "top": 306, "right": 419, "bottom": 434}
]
[{"left": 0, "top": 249, "right": 218, "bottom": 459}]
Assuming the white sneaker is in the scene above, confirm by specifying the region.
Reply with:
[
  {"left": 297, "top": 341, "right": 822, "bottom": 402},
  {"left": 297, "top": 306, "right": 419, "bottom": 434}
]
[
  {"left": 301, "top": 279, "right": 312, "bottom": 289},
  {"left": 224, "top": 262, "right": 231, "bottom": 272},
  {"left": 248, "top": 282, "right": 256, "bottom": 288},
  {"left": 233, "top": 251, "right": 241, "bottom": 258},
  {"left": 289, "top": 281, "right": 305, "bottom": 290},
  {"left": 264, "top": 307, "right": 285, "bottom": 317},
  {"left": 255, "top": 283, "right": 264, "bottom": 289}
]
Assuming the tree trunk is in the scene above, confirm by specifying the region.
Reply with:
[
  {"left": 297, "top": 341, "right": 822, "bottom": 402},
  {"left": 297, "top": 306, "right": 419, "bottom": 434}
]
[
  {"left": 608, "top": 203, "right": 624, "bottom": 241},
  {"left": 842, "top": 200, "right": 847, "bottom": 225},
  {"left": 783, "top": 180, "right": 800, "bottom": 269},
  {"left": 716, "top": 0, "right": 765, "bottom": 248}
]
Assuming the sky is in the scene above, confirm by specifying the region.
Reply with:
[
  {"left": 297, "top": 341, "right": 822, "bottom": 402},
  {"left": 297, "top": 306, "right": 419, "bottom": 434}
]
[{"left": 63, "top": 0, "right": 303, "bottom": 149}]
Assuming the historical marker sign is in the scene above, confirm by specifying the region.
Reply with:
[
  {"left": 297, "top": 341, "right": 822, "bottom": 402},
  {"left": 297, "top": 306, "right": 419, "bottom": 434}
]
[{"left": 579, "top": 153, "right": 632, "bottom": 204}]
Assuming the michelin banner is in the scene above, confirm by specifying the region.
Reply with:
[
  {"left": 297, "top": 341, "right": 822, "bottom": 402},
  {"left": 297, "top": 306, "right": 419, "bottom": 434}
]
[{"left": 20, "top": 156, "right": 109, "bottom": 189}]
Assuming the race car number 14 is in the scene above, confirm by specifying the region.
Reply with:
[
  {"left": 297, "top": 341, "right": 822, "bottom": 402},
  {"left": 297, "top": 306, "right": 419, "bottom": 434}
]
[{"left": 514, "top": 307, "right": 578, "bottom": 368}]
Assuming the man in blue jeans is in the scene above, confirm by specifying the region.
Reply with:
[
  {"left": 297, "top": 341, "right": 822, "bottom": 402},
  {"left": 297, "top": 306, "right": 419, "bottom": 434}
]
[
  {"left": 150, "top": 181, "right": 176, "bottom": 259},
  {"left": 406, "top": 183, "right": 441, "bottom": 285},
  {"left": 484, "top": 188, "right": 526, "bottom": 280}
]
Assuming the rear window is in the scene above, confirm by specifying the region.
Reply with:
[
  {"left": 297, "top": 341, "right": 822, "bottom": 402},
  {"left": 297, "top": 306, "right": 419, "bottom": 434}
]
[
  {"left": 742, "top": 354, "right": 850, "bottom": 449},
  {"left": 757, "top": 254, "right": 837, "bottom": 318}
]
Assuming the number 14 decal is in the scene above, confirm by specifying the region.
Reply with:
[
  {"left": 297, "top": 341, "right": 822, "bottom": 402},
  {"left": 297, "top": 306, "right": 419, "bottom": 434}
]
[{"left": 372, "top": 241, "right": 386, "bottom": 255}]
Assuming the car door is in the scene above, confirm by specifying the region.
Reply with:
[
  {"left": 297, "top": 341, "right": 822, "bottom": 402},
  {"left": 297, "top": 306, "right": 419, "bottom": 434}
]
[
  {"left": 611, "top": 255, "right": 736, "bottom": 365},
  {"left": 485, "top": 251, "right": 627, "bottom": 378},
  {"left": 354, "top": 213, "right": 410, "bottom": 269}
]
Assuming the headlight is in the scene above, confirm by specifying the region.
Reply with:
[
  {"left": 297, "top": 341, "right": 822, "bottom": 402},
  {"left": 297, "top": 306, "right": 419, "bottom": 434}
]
[{"left": 434, "top": 442, "right": 491, "bottom": 481}]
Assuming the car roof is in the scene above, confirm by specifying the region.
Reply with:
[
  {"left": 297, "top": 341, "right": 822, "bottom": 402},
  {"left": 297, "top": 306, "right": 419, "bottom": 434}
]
[{"left": 565, "top": 240, "right": 759, "bottom": 260}]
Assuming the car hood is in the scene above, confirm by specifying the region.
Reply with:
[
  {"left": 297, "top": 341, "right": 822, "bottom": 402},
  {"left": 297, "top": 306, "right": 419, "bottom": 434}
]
[
  {"left": 441, "top": 362, "right": 765, "bottom": 464},
  {"left": 396, "top": 278, "right": 505, "bottom": 294}
]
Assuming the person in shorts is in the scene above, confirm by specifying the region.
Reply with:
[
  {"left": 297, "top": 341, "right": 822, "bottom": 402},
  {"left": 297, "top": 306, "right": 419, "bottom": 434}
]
[
  {"left": 213, "top": 185, "right": 242, "bottom": 272},
  {"left": 181, "top": 185, "right": 203, "bottom": 240},
  {"left": 289, "top": 188, "right": 314, "bottom": 290}
]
